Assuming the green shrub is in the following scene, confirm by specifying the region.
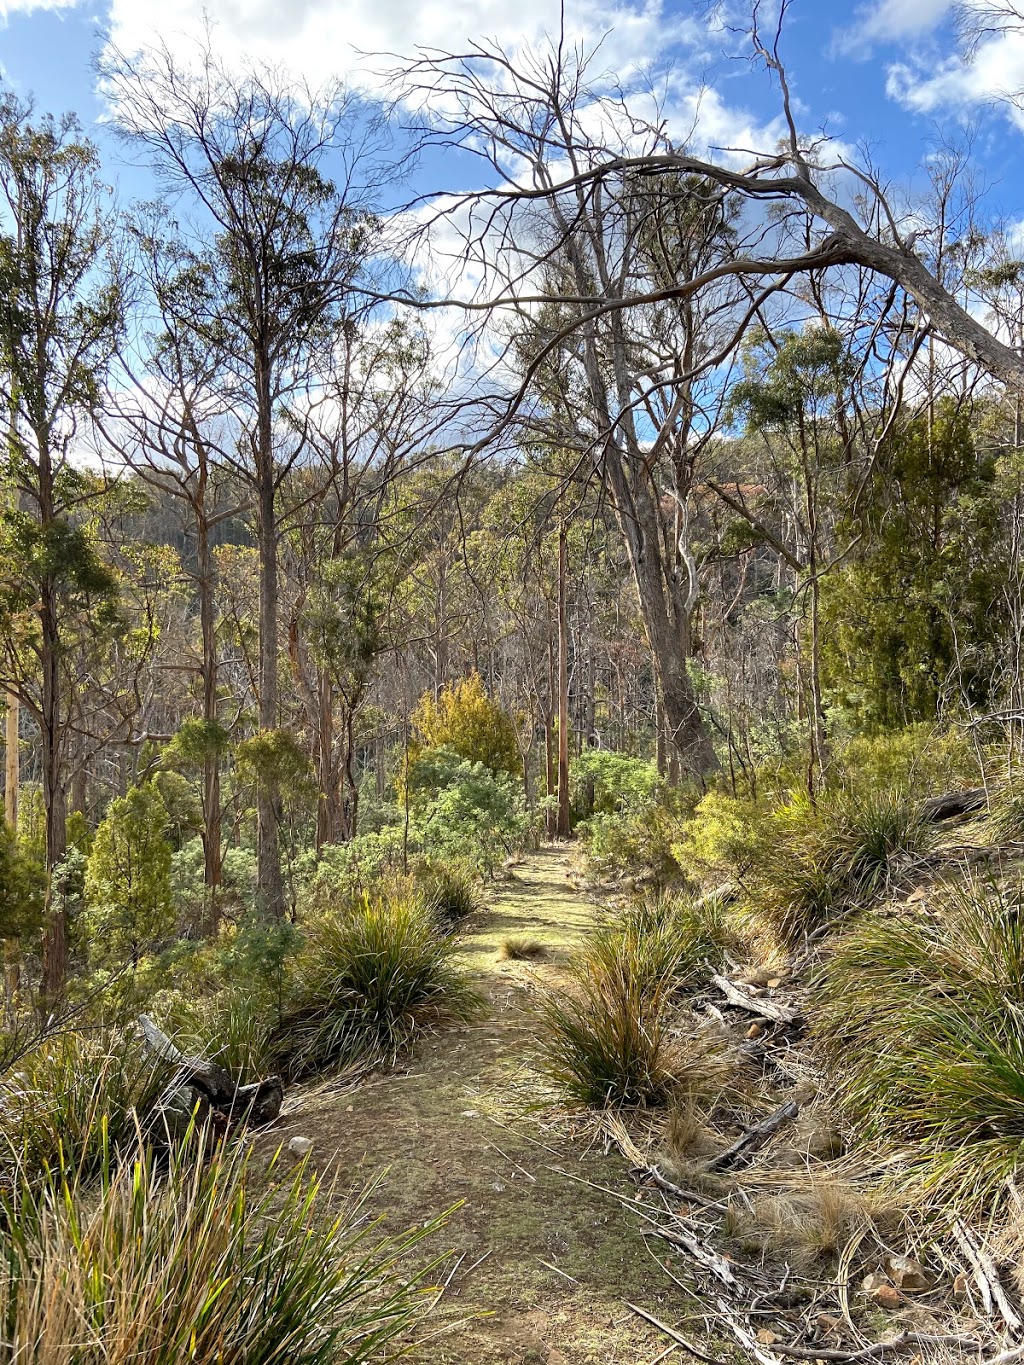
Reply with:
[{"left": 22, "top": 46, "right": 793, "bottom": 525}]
[
  {"left": 84, "top": 785, "right": 175, "bottom": 967},
  {"left": 270, "top": 894, "right": 482, "bottom": 1080},
  {"left": 0, "top": 1029, "right": 173, "bottom": 1189},
  {"left": 813, "top": 875, "right": 1024, "bottom": 1208},
  {"left": 0, "top": 1134, "right": 444, "bottom": 1363},
  {"left": 578, "top": 796, "right": 691, "bottom": 886},
  {"left": 411, "top": 748, "right": 528, "bottom": 876},
  {"left": 671, "top": 790, "right": 765, "bottom": 886},
  {"left": 569, "top": 750, "right": 662, "bottom": 818},
  {"left": 992, "top": 789, "right": 1024, "bottom": 842}
]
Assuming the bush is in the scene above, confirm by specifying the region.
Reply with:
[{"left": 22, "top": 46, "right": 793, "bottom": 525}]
[
  {"left": 569, "top": 750, "right": 661, "bottom": 818},
  {"left": 411, "top": 748, "right": 528, "bottom": 876},
  {"left": 0, "top": 1134, "right": 444, "bottom": 1364},
  {"left": 671, "top": 790, "right": 765, "bottom": 887},
  {"left": 410, "top": 672, "right": 520, "bottom": 779},
  {"left": 578, "top": 796, "right": 692, "bottom": 886},
  {"left": 750, "top": 788, "right": 930, "bottom": 944},
  {"left": 84, "top": 784, "right": 175, "bottom": 967},
  {"left": 0, "top": 1029, "right": 173, "bottom": 1188},
  {"left": 270, "top": 893, "right": 482, "bottom": 1080},
  {"left": 813, "top": 875, "right": 1024, "bottom": 1208}
]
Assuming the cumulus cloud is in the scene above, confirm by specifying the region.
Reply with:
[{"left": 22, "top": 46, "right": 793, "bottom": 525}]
[
  {"left": 840, "top": 0, "right": 954, "bottom": 49},
  {"left": 0, "top": 0, "right": 77, "bottom": 18},
  {"left": 886, "top": 26, "right": 1024, "bottom": 127}
]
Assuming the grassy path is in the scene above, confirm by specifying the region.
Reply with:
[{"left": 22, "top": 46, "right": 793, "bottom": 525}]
[{"left": 267, "top": 848, "right": 673, "bottom": 1365}]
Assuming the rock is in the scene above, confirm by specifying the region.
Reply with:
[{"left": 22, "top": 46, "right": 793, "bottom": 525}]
[
  {"left": 862, "top": 1271, "right": 889, "bottom": 1292},
  {"left": 756, "top": 1329, "right": 778, "bottom": 1345},
  {"left": 887, "top": 1254, "right": 932, "bottom": 1292},
  {"left": 746, "top": 1022, "right": 764, "bottom": 1040},
  {"left": 871, "top": 1285, "right": 903, "bottom": 1311},
  {"left": 288, "top": 1135, "right": 313, "bottom": 1159},
  {"left": 815, "top": 1314, "right": 841, "bottom": 1335}
]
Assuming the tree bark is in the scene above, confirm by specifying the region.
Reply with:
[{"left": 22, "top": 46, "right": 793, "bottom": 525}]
[
  {"left": 255, "top": 356, "right": 285, "bottom": 921},
  {"left": 197, "top": 510, "right": 222, "bottom": 934},
  {"left": 4, "top": 693, "right": 17, "bottom": 830},
  {"left": 557, "top": 521, "right": 571, "bottom": 838}
]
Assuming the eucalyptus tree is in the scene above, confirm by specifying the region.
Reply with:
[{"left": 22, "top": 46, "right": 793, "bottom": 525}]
[
  {"left": 103, "top": 45, "right": 388, "bottom": 918},
  {"left": 0, "top": 91, "right": 124, "bottom": 998}
]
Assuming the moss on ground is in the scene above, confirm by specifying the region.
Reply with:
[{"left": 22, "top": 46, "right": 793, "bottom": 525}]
[{"left": 259, "top": 849, "right": 690, "bottom": 1364}]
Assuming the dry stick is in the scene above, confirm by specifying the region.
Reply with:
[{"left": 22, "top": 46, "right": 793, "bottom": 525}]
[
  {"left": 705, "top": 1101, "right": 800, "bottom": 1174},
  {"left": 653, "top": 1226, "right": 742, "bottom": 1291},
  {"left": 767, "top": 1333, "right": 982, "bottom": 1362},
  {"left": 710, "top": 975, "right": 799, "bottom": 1025},
  {"left": 626, "top": 1303, "right": 734, "bottom": 1365},
  {"left": 951, "top": 1220, "right": 1021, "bottom": 1332},
  {"left": 538, "top": 1258, "right": 580, "bottom": 1284},
  {"left": 985, "top": 1344, "right": 1024, "bottom": 1365}
]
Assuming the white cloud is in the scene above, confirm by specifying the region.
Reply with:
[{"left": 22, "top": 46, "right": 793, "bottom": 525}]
[
  {"left": 842, "top": 0, "right": 953, "bottom": 48},
  {"left": 0, "top": 0, "right": 77, "bottom": 18},
  {"left": 887, "top": 28, "right": 1024, "bottom": 128},
  {"left": 101, "top": 0, "right": 700, "bottom": 100}
]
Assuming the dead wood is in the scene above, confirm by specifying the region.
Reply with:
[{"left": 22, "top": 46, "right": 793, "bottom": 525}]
[
  {"left": 710, "top": 975, "right": 799, "bottom": 1025},
  {"left": 705, "top": 1100, "right": 800, "bottom": 1173}
]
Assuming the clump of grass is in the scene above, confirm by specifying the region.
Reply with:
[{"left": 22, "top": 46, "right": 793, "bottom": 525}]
[
  {"left": 724, "top": 1180, "right": 882, "bottom": 1269},
  {"left": 813, "top": 874, "right": 1024, "bottom": 1208},
  {"left": 537, "top": 963, "right": 678, "bottom": 1108},
  {"left": 270, "top": 893, "right": 483, "bottom": 1081},
  {"left": 414, "top": 860, "right": 484, "bottom": 928},
  {"left": 0, "top": 1131, "right": 444, "bottom": 1363},
  {"left": 0, "top": 1029, "right": 173, "bottom": 1189},
  {"left": 584, "top": 890, "right": 734, "bottom": 996},
  {"left": 538, "top": 911, "right": 739, "bottom": 1109},
  {"left": 159, "top": 990, "right": 276, "bottom": 1087},
  {"left": 499, "top": 936, "right": 548, "bottom": 961},
  {"left": 752, "top": 789, "right": 930, "bottom": 944},
  {"left": 991, "top": 789, "right": 1024, "bottom": 843}
]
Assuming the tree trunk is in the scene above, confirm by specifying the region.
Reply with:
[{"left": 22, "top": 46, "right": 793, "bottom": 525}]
[
  {"left": 198, "top": 511, "right": 222, "bottom": 933},
  {"left": 4, "top": 692, "right": 17, "bottom": 829},
  {"left": 255, "top": 358, "right": 285, "bottom": 921},
  {"left": 557, "top": 521, "right": 571, "bottom": 838},
  {"left": 40, "top": 577, "right": 68, "bottom": 1004}
]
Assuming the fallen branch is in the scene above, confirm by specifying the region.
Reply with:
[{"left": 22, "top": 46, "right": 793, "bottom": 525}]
[
  {"left": 650, "top": 1225, "right": 742, "bottom": 1291},
  {"left": 952, "top": 1221, "right": 1023, "bottom": 1336},
  {"left": 710, "top": 976, "right": 799, "bottom": 1025},
  {"left": 138, "top": 1014, "right": 283, "bottom": 1130},
  {"left": 768, "top": 1332, "right": 982, "bottom": 1362},
  {"left": 705, "top": 1100, "right": 799, "bottom": 1173},
  {"left": 626, "top": 1303, "right": 733, "bottom": 1365},
  {"left": 921, "top": 789, "right": 988, "bottom": 822}
]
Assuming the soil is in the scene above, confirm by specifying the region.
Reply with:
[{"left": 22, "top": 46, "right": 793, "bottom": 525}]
[{"left": 257, "top": 847, "right": 689, "bottom": 1364}]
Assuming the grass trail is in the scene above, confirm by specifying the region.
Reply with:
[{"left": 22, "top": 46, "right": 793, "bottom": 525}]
[{"left": 263, "top": 847, "right": 676, "bottom": 1365}]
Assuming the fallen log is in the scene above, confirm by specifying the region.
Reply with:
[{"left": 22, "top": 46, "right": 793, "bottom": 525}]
[
  {"left": 921, "top": 788, "right": 987, "bottom": 823},
  {"left": 705, "top": 1099, "right": 800, "bottom": 1173},
  {"left": 710, "top": 975, "right": 799, "bottom": 1025},
  {"left": 138, "top": 1014, "right": 283, "bottom": 1133}
]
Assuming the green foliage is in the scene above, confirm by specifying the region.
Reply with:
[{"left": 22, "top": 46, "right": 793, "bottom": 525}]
[
  {"left": 671, "top": 790, "right": 764, "bottom": 886},
  {"left": 813, "top": 876, "right": 1024, "bottom": 1208},
  {"left": 411, "top": 747, "right": 528, "bottom": 876},
  {"left": 578, "top": 795, "right": 692, "bottom": 886},
  {"left": 410, "top": 672, "right": 520, "bottom": 779},
  {"left": 270, "top": 892, "right": 482, "bottom": 1080},
  {"left": 83, "top": 785, "right": 175, "bottom": 967},
  {"left": 0, "top": 1135, "right": 444, "bottom": 1364},
  {"left": 235, "top": 728, "right": 316, "bottom": 809},
  {"left": 822, "top": 404, "right": 1006, "bottom": 729},
  {"left": 0, "top": 820, "right": 44, "bottom": 947},
  {"left": 569, "top": 750, "right": 661, "bottom": 817}
]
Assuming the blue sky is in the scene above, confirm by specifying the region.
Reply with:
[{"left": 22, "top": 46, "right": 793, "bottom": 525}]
[{"left": 2, "top": 0, "right": 1024, "bottom": 227}]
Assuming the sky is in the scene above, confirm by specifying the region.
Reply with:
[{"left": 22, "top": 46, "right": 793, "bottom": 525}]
[{"left": 2, "top": 0, "right": 1024, "bottom": 233}]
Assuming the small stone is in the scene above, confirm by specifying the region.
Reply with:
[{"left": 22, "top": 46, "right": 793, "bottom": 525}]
[
  {"left": 767, "top": 977, "right": 784, "bottom": 989},
  {"left": 953, "top": 1272, "right": 970, "bottom": 1301},
  {"left": 887, "top": 1254, "right": 932, "bottom": 1292},
  {"left": 746, "top": 1022, "right": 765, "bottom": 1040},
  {"left": 872, "top": 1285, "right": 902, "bottom": 1311},
  {"left": 815, "top": 1314, "right": 841, "bottom": 1334},
  {"left": 756, "top": 1329, "right": 778, "bottom": 1345},
  {"left": 288, "top": 1136, "right": 313, "bottom": 1159},
  {"left": 492, "top": 1181, "right": 506, "bottom": 1192},
  {"left": 461, "top": 1109, "right": 480, "bottom": 1118},
  {"left": 861, "top": 1271, "right": 890, "bottom": 1292}
]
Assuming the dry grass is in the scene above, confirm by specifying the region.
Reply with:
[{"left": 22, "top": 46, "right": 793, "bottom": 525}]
[
  {"left": 723, "top": 1178, "right": 887, "bottom": 1270},
  {"left": 498, "top": 936, "right": 548, "bottom": 961}
]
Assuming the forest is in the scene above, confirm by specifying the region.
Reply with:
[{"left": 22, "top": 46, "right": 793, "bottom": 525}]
[{"left": 4, "top": 3, "right": 1024, "bottom": 1363}]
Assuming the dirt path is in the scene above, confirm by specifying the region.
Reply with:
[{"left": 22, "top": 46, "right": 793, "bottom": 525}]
[{"left": 268, "top": 847, "right": 675, "bottom": 1365}]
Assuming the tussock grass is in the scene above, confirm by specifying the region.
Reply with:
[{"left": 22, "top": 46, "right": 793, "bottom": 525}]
[
  {"left": 0, "top": 1132, "right": 443, "bottom": 1363},
  {"left": 753, "top": 789, "right": 930, "bottom": 944},
  {"left": 0, "top": 1030, "right": 173, "bottom": 1189},
  {"left": 270, "top": 893, "right": 483, "bottom": 1081},
  {"left": 991, "top": 789, "right": 1024, "bottom": 843},
  {"left": 724, "top": 1179, "right": 885, "bottom": 1269},
  {"left": 538, "top": 909, "right": 739, "bottom": 1109},
  {"left": 414, "top": 860, "right": 484, "bottom": 928},
  {"left": 814, "top": 874, "right": 1024, "bottom": 1208},
  {"left": 499, "top": 936, "right": 548, "bottom": 961}
]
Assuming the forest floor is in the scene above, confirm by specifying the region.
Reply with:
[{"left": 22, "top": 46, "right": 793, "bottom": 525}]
[{"left": 259, "top": 847, "right": 689, "bottom": 1365}]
